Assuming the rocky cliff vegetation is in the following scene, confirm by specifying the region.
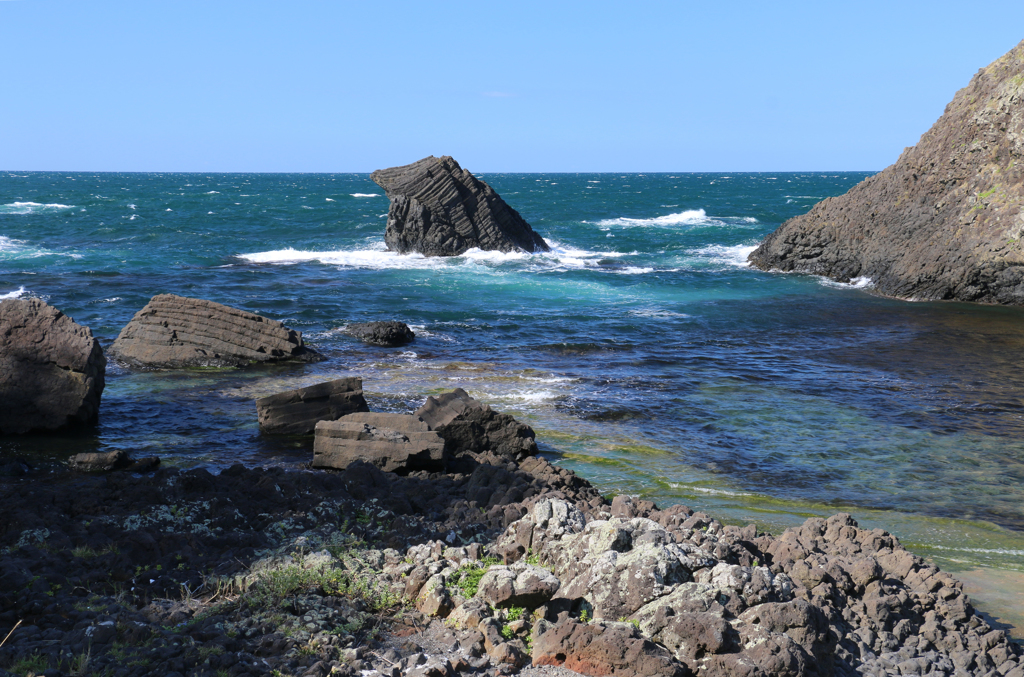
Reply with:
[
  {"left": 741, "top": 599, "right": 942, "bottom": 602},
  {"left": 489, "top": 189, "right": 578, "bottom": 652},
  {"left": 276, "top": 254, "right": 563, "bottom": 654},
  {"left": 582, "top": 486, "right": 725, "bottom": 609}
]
[{"left": 750, "top": 39, "right": 1024, "bottom": 304}]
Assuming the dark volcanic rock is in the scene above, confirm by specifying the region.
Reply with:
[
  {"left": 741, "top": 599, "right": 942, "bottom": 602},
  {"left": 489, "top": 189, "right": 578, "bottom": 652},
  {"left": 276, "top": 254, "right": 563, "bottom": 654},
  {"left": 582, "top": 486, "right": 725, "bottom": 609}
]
[
  {"left": 749, "top": 40, "right": 1024, "bottom": 304},
  {"left": 342, "top": 321, "right": 415, "bottom": 347},
  {"left": 109, "top": 294, "right": 323, "bottom": 368},
  {"left": 256, "top": 377, "right": 370, "bottom": 435},
  {"left": 0, "top": 297, "right": 106, "bottom": 434},
  {"left": 370, "top": 155, "right": 550, "bottom": 257},
  {"left": 312, "top": 413, "right": 446, "bottom": 474},
  {"left": 532, "top": 618, "right": 690, "bottom": 677},
  {"left": 415, "top": 388, "right": 539, "bottom": 461}
]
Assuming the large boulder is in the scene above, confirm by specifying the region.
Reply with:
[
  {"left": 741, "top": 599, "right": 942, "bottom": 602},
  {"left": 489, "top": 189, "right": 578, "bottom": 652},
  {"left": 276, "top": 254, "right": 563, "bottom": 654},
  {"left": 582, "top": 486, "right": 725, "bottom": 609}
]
[
  {"left": 370, "top": 155, "right": 550, "bottom": 257},
  {"left": 312, "top": 413, "right": 446, "bottom": 474},
  {"left": 749, "top": 39, "right": 1024, "bottom": 304},
  {"left": 0, "top": 298, "right": 106, "bottom": 434},
  {"left": 256, "top": 377, "right": 369, "bottom": 435},
  {"left": 531, "top": 618, "right": 690, "bottom": 677},
  {"left": 109, "top": 294, "right": 322, "bottom": 368},
  {"left": 415, "top": 388, "right": 538, "bottom": 460},
  {"left": 342, "top": 321, "right": 415, "bottom": 347}
]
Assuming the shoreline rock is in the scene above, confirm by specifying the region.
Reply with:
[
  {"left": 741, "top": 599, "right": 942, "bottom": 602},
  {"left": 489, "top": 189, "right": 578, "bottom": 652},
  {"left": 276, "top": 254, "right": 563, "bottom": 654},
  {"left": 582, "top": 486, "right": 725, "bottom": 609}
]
[
  {"left": 749, "top": 39, "right": 1024, "bottom": 305},
  {"left": 0, "top": 297, "right": 106, "bottom": 435},
  {"left": 108, "top": 294, "right": 323, "bottom": 369},
  {"left": 341, "top": 321, "right": 416, "bottom": 347},
  {"left": 0, "top": 397, "right": 1020, "bottom": 676},
  {"left": 257, "top": 377, "right": 370, "bottom": 435},
  {"left": 371, "top": 156, "right": 550, "bottom": 257}
]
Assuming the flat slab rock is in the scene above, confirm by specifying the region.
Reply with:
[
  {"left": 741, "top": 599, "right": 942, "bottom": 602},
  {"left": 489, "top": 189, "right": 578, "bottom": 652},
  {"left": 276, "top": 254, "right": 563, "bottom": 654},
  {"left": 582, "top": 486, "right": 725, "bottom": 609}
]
[
  {"left": 0, "top": 297, "right": 106, "bottom": 434},
  {"left": 342, "top": 321, "right": 415, "bottom": 347},
  {"left": 749, "top": 39, "right": 1024, "bottom": 305},
  {"left": 108, "top": 294, "right": 322, "bottom": 368},
  {"left": 371, "top": 155, "right": 550, "bottom": 257},
  {"left": 256, "top": 377, "right": 369, "bottom": 435},
  {"left": 312, "top": 413, "right": 445, "bottom": 474}
]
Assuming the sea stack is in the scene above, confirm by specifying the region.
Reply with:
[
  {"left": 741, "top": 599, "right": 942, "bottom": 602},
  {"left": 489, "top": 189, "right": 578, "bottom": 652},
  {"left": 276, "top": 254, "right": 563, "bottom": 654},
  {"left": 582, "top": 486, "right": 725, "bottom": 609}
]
[
  {"left": 370, "top": 155, "right": 550, "bottom": 256},
  {"left": 0, "top": 298, "right": 106, "bottom": 434},
  {"left": 109, "top": 294, "right": 322, "bottom": 369},
  {"left": 749, "top": 39, "right": 1024, "bottom": 304}
]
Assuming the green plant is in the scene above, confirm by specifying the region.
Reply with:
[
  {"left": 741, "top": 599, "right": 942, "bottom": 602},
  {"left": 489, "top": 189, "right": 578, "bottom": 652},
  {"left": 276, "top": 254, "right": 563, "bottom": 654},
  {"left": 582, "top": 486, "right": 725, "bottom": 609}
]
[
  {"left": 525, "top": 550, "right": 541, "bottom": 566},
  {"left": 10, "top": 653, "right": 48, "bottom": 674},
  {"left": 579, "top": 609, "right": 590, "bottom": 623},
  {"left": 506, "top": 606, "right": 524, "bottom": 622},
  {"left": 68, "top": 646, "right": 91, "bottom": 676},
  {"left": 500, "top": 624, "right": 515, "bottom": 640}
]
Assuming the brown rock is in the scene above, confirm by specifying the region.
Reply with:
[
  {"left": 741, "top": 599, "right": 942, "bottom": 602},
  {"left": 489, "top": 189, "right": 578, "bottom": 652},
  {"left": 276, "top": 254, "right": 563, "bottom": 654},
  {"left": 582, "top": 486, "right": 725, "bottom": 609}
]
[
  {"left": 416, "top": 388, "right": 538, "bottom": 460},
  {"left": 750, "top": 40, "right": 1024, "bottom": 304},
  {"left": 256, "top": 377, "right": 369, "bottom": 435},
  {"left": 312, "top": 413, "right": 445, "bottom": 474},
  {"left": 109, "top": 294, "right": 322, "bottom": 368},
  {"left": 531, "top": 618, "right": 690, "bottom": 677},
  {"left": 0, "top": 297, "right": 105, "bottom": 434}
]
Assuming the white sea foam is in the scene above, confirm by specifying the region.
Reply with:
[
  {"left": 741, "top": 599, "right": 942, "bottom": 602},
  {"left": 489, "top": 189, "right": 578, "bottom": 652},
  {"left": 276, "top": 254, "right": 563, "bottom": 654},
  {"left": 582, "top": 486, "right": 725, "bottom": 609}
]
[
  {"left": 206, "top": 191, "right": 220, "bottom": 194},
  {"left": 819, "top": 276, "right": 874, "bottom": 290},
  {"left": 325, "top": 198, "right": 335, "bottom": 202},
  {"left": 669, "top": 484, "right": 756, "bottom": 498},
  {"left": 595, "top": 209, "right": 708, "bottom": 227},
  {"left": 689, "top": 244, "right": 757, "bottom": 268},
  {"left": 0, "top": 286, "right": 27, "bottom": 300},
  {"left": 350, "top": 193, "right": 379, "bottom": 198},
  {"left": 926, "top": 545, "right": 1024, "bottom": 556},
  {"left": 0, "top": 202, "right": 75, "bottom": 214}
]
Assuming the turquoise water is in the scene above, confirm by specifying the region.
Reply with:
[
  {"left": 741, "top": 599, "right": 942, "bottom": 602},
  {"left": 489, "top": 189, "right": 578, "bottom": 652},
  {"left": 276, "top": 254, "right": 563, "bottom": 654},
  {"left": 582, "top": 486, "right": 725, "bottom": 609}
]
[{"left": 3, "top": 171, "right": 1024, "bottom": 584}]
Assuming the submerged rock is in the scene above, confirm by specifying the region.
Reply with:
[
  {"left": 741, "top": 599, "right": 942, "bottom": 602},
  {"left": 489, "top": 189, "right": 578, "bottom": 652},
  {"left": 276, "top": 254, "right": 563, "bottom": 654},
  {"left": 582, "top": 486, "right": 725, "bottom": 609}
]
[
  {"left": 0, "top": 297, "right": 106, "bottom": 434},
  {"left": 342, "top": 321, "right": 415, "bottom": 347},
  {"left": 109, "top": 294, "right": 323, "bottom": 368},
  {"left": 256, "top": 377, "right": 369, "bottom": 435},
  {"left": 750, "top": 39, "right": 1024, "bottom": 304},
  {"left": 370, "top": 155, "right": 550, "bottom": 257}
]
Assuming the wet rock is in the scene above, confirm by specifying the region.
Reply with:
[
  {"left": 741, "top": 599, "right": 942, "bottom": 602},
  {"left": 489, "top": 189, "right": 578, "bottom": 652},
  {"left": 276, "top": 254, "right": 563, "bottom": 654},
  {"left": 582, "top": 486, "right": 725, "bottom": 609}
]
[
  {"left": 415, "top": 388, "right": 538, "bottom": 461},
  {"left": 312, "top": 413, "right": 445, "bottom": 474},
  {"left": 108, "top": 294, "right": 322, "bottom": 369},
  {"left": 370, "top": 155, "right": 550, "bottom": 257},
  {"left": 749, "top": 39, "right": 1024, "bottom": 305},
  {"left": 68, "top": 450, "right": 131, "bottom": 472},
  {"left": 531, "top": 618, "right": 689, "bottom": 677},
  {"left": 257, "top": 377, "right": 370, "bottom": 435},
  {"left": 342, "top": 321, "right": 415, "bottom": 347},
  {"left": 0, "top": 297, "right": 105, "bottom": 434}
]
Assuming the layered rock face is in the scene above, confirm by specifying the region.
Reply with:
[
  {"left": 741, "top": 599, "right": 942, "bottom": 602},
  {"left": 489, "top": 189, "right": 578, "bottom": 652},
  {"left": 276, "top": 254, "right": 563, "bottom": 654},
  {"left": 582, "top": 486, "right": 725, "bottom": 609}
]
[
  {"left": 750, "top": 40, "right": 1024, "bottom": 304},
  {"left": 416, "top": 388, "right": 539, "bottom": 461},
  {"left": 312, "top": 413, "right": 446, "bottom": 474},
  {"left": 370, "top": 156, "right": 550, "bottom": 257},
  {"left": 109, "top": 294, "right": 322, "bottom": 368},
  {"left": 0, "top": 298, "right": 106, "bottom": 434},
  {"left": 256, "top": 377, "right": 369, "bottom": 435}
]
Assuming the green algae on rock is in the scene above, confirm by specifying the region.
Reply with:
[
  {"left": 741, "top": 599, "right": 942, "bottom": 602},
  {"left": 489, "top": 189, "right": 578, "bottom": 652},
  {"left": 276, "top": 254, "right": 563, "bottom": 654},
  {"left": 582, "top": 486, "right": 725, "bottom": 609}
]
[{"left": 749, "top": 39, "right": 1024, "bottom": 304}]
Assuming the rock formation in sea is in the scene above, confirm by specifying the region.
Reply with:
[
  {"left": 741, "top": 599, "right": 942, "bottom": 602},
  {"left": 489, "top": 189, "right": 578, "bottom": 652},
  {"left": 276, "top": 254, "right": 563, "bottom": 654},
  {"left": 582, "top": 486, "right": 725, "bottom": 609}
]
[
  {"left": 0, "top": 297, "right": 106, "bottom": 434},
  {"left": 256, "top": 377, "right": 370, "bottom": 435},
  {"left": 749, "top": 39, "right": 1024, "bottom": 304},
  {"left": 342, "top": 321, "right": 415, "bottom": 347},
  {"left": 416, "top": 388, "right": 539, "bottom": 461},
  {"left": 312, "top": 413, "right": 447, "bottom": 474},
  {"left": 108, "top": 294, "right": 323, "bottom": 369},
  {"left": 370, "top": 155, "right": 550, "bottom": 257}
]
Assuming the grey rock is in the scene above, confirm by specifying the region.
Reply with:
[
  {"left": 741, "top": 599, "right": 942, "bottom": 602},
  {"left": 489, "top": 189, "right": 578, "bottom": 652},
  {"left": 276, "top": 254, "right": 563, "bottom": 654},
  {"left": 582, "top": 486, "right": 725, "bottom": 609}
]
[
  {"left": 415, "top": 388, "right": 538, "bottom": 460},
  {"left": 476, "top": 563, "right": 561, "bottom": 609},
  {"left": 370, "top": 155, "right": 550, "bottom": 257},
  {"left": 108, "top": 294, "right": 322, "bottom": 369},
  {"left": 256, "top": 377, "right": 369, "bottom": 435},
  {"left": 749, "top": 39, "right": 1024, "bottom": 305},
  {"left": 0, "top": 297, "right": 106, "bottom": 434},
  {"left": 531, "top": 618, "right": 689, "bottom": 677},
  {"left": 68, "top": 450, "right": 130, "bottom": 472},
  {"left": 312, "top": 413, "right": 445, "bottom": 474},
  {"left": 342, "top": 321, "right": 415, "bottom": 347}
]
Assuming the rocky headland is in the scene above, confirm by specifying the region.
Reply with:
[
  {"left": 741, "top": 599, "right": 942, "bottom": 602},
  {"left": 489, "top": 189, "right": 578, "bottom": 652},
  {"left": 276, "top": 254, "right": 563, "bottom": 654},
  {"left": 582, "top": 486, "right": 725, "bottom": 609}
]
[
  {"left": 370, "top": 156, "right": 550, "bottom": 257},
  {"left": 1, "top": 387, "right": 1022, "bottom": 677},
  {"left": 749, "top": 39, "right": 1024, "bottom": 304}
]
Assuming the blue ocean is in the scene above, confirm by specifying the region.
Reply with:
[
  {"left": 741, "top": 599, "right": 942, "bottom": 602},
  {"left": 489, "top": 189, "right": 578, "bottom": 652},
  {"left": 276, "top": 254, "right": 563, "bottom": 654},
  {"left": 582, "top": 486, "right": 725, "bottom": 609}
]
[{"left": 3, "top": 171, "right": 1023, "bottom": 627}]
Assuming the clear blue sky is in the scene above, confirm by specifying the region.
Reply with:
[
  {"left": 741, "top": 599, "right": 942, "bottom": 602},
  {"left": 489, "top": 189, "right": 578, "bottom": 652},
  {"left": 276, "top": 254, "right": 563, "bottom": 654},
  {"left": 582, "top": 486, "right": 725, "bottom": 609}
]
[{"left": 2, "top": 0, "right": 1022, "bottom": 172}]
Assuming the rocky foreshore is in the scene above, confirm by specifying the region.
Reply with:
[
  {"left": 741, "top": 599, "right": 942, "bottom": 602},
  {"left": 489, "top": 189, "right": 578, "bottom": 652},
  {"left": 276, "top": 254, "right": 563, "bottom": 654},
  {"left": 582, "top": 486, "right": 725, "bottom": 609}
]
[{"left": 2, "top": 435, "right": 1021, "bottom": 677}]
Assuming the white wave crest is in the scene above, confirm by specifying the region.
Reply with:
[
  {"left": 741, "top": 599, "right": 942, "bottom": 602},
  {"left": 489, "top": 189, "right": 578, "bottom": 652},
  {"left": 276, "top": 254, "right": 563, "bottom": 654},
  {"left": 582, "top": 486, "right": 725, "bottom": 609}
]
[
  {"left": 688, "top": 244, "right": 757, "bottom": 268},
  {"left": 0, "top": 202, "right": 75, "bottom": 214},
  {"left": 0, "top": 286, "right": 27, "bottom": 300},
  {"left": 819, "top": 276, "right": 874, "bottom": 290},
  {"left": 596, "top": 209, "right": 708, "bottom": 227},
  {"left": 350, "top": 193, "right": 380, "bottom": 198},
  {"left": 205, "top": 191, "right": 220, "bottom": 194}
]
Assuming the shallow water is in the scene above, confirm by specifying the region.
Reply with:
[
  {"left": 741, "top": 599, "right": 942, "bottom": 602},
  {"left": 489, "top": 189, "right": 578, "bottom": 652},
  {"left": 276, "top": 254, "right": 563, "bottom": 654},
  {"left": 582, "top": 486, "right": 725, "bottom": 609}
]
[{"left": 2, "top": 171, "right": 1023, "bottom": 633}]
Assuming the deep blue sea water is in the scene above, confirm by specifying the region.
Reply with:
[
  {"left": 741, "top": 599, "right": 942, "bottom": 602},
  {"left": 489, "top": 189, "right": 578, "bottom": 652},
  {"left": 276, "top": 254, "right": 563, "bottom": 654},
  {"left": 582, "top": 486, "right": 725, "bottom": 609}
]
[{"left": 3, "top": 171, "right": 1024, "bottom": 612}]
